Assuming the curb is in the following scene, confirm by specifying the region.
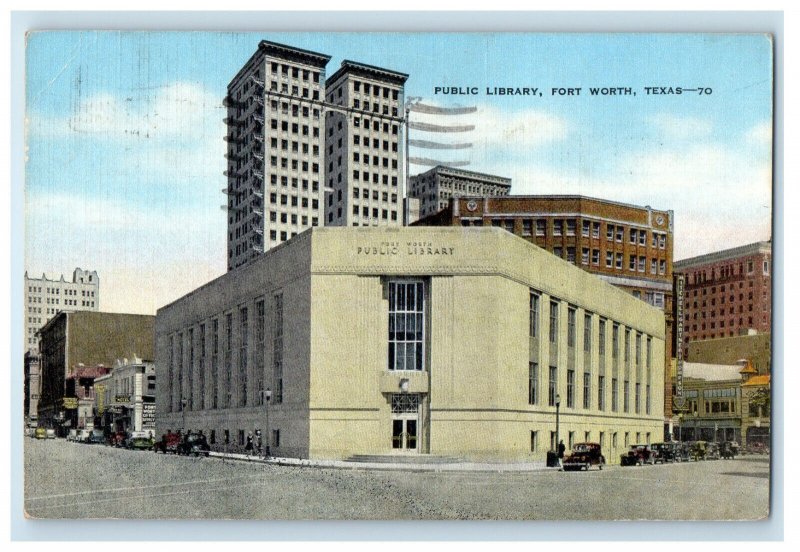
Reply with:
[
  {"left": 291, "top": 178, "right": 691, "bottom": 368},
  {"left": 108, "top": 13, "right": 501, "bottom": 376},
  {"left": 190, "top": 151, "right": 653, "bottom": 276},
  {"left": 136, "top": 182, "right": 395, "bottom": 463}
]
[{"left": 207, "top": 451, "right": 556, "bottom": 473}]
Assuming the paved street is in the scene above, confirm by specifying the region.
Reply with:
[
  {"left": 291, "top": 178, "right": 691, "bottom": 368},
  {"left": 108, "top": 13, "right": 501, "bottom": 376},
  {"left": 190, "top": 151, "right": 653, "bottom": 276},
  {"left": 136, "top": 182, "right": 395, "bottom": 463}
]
[{"left": 24, "top": 438, "right": 770, "bottom": 520}]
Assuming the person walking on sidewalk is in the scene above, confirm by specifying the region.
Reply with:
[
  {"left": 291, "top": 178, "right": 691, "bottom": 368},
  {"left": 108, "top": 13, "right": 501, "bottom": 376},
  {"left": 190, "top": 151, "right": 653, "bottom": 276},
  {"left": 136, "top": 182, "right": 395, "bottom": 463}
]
[
  {"left": 558, "top": 440, "right": 566, "bottom": 467},
  {"left": 245, "top": 432, "right": 254, "bottom": 455}
]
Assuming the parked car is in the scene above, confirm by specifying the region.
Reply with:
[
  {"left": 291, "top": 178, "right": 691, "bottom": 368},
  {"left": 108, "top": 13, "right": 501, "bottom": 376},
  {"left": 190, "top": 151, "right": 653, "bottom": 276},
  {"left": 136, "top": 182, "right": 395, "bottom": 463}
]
[
  {"left": 620, "top": 444, "right": 655, "bottom": 466},
  {"left": 87, "top": 429, "right": 106, "bottom": 444},
  {"left": 706, "top": 442, "right": 721, "bottom": 460},
  {"left": 127, "top": 431, "right": 155, "bottom": 450},
  {"left": 177, "top": 432, "right": 210, "bottom": 457},
  {"left": 66, "top": 429, "right": 78, "bottom": 442},
  {"left": 46, "top": 428, "right": 56, "bottom": 439},
  {"left": 746, "top": 441, "right": 769, "bottom": 455},
  {"left": 720, "top": 441, "right": 739, "bottom": 459},
  {"left": 651, "top": 442, "right": 676, "bottom": 463},
  {"left": 673, "top": 442, "right": 691, "bottom": 462},
  {"left": 35, "top": 427, "right": 47, "bottom": 439},
  {"left": 690, "top": 440, "right": 707, "bottom": 461},
  {"left": 562, "top": 442, "right": 605, "bottom": 471},
  {"left": 76, "top": 429, "right": 90, "bottom": 443},
  {"left": 154, "top": 431, "right": 182, "bottom": 454},
  {"left": 108, "top": 431, "right": 127, "bottom": 447}
]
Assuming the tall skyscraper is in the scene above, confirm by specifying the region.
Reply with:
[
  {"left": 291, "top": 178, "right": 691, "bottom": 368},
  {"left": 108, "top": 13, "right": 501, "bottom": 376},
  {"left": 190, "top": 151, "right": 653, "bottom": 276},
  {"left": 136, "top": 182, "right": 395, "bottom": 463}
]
[
  {"left": 224, "top": 41, "right": 331, "bottom": 271},
  {"left": 324, "top": 60, "right": 407, "bottom": 227}
]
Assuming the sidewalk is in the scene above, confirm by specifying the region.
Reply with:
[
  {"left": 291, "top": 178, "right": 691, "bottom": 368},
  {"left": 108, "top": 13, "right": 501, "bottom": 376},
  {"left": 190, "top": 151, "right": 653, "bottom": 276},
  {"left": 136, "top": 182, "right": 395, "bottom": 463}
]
[{"left": 208, "top": 451, "right": 554, "bottom": 473}]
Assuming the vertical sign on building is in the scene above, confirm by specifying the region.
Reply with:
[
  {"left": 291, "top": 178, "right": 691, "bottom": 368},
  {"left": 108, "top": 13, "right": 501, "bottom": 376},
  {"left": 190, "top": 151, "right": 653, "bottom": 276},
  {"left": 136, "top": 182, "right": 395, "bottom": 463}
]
[{"left": 674, "top": 274, "right": 685, "bottom": 411}]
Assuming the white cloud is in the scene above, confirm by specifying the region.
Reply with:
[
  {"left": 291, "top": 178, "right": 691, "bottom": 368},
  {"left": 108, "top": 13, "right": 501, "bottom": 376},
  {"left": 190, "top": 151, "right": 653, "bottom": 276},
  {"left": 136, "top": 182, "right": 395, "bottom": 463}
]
[
  {"left": 745, "top": 121, "right": 772, "bottom": 147},
  {"left": 27, "top": 81, "right": 225, "bottom": 141},
  {"left": 646, "top": 114, "right": 713, "bottom": 141}
]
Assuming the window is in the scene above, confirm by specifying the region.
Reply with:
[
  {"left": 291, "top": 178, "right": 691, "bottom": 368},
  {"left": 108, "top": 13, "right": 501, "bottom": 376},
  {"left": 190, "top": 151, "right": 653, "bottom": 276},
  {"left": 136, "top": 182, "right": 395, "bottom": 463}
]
[
  {"left": 168, "top": 335, "right": 174, "bottom": 412},
  {"left": 211, "top": 319, "right": 219, "bottom": 409},
  {"left": 529, "top": 291, "right": 540, "bottom": 338},
  {"left": 583, "top": 372, "right": 591, "bottom": 409},
  {"left": 549, "top": 301, "right": 559, "bottom": 344},
  {"left": 535, "top": 220, "right": 546, "bottom": 236},
  {"left": 528, "top": 362, "right": 539, "bottom": 405},
  {"left": 188, "top": 328, "right": 194, "bottom": 410},
  {"left": 224, "top": 314, "right": 233, "bottom": 407},
  {"left": 273, "top": 293, "right": 284, "bottom": 403},
  {"left": 388, "top": 281, "right": 425, "bottom": 371},
  {"left": 255, "top": 300, "right": 266, "bottom": 404},
  {"left": 567, "top": 370, "right": 575, "bottom": 407},
  {"left": 553, "top": 219, "right": 563, "bottom": 236},
  {"left": 567, "top": 307, "right": 576, "bottom": 347},
  {"left": 646, "top": 384, "right": 651, "bottom": 415},
  {"left": 598, "top": 375, "right": 605, "bottom": 411},
  {"left": 566, "top": 219, "right": 576, "bottom": 236},
  {"left": 624, "top": 380, "right": 630, "bottom": 412},
  {"left": 522, "top": 219, "right": 533, "bottom": 236},
  {"left": 612, "top": 378, "right": 618, "bottom": 411},
  {"left": 239, "top": 307, "right": 248, "bottom": 406},
  {"left": 583, "top": 313, "right": 592, "bottom": 352},
  {"left": 635, "top": 382, "right": 641, "bottom": 413},
  {"left": 582, "top": 220, "right": 590, "bottom": 237},
  {"left": 530, "top": 431, "right": 538, "bottom": 452},
  {"left": 548, "top": 366, "right": 558, "bottom": 406}
]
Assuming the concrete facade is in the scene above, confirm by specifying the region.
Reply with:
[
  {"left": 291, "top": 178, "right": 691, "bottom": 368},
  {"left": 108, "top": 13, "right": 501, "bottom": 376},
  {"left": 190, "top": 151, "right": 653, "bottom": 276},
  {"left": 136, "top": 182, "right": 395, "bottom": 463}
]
[
  {"left": 156, "top": 227, "right": 665, "bottom": 462},
  {"left": 37, "top": 311, "right": 155, "bottom": 432},
  {"left": 324, "top": 60, "right": 407, "bottom": 227},
  {"left": 674, "top": 241, "right": 771, "bottom": 359},
  {"left": 225, "top": 41, "right": 331, "bottom": 271},
  {"left": 409, "top": 166, "right": 511, "bottom": 220}
]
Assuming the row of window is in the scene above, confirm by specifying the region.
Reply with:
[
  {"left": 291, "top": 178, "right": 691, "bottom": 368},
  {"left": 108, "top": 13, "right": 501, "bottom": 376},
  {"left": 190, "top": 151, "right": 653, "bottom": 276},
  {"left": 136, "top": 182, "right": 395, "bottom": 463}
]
[
  {"left": 27, "top": 287, "right": 95, "bottom": 297},
  {"left": 268, "top": 136, "right": 320, "bottom": 156},
  {"left": 685, "top": 258, "right": 770, "bottom": 285},
  {"left": 269, "top": 62, "right": 320, "bottom": 84},
  {"left": 167, "top": 293, "right": 284, "bottom": 413},
  {"left": 528, "top": 362, "right": 652, "bottom": 415},
  {"left": 268, "top": 100, "right": 321, "bottom": 120},
  {"left": 352, "top": 189, "right": 398, "bottom": 203},
  {"left": 268, "top": 80, "right": 321, "bottom": 100},
  {"left": 530, "top": 429, "right": 653, "bottom": 452}
]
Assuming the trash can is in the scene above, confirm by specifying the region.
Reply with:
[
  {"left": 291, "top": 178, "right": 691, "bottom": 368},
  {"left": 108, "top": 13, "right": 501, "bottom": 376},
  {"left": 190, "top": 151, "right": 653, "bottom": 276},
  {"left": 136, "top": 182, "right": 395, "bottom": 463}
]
[{"left": 546, "top": 451, "right": 560, "bottom": 467}]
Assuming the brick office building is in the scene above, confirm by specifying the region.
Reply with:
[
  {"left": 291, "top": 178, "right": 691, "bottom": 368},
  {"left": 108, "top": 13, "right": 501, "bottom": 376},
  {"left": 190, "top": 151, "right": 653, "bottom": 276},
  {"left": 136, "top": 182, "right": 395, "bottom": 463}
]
[
  {"left": 415, "top": 195, "right": 675, "bottom": 435},
  {"left": 674, "top": 241, "right": 771, "bottom": 360}
]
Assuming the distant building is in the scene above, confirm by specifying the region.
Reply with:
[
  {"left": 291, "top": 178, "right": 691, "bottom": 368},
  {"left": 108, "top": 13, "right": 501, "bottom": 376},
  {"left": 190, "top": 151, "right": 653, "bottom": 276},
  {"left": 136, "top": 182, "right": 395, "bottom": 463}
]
[
  {"left": 24, "top": 268, "right": 99, "bottom": 354},
  {"left": 408, "top": 165, "right": 511, "bottom": 221},
  {"left": 36, "top": 311, "right": 154, "bottom": 434},
  {"left": 686, "top": 332, "right": 771, "bottom": 375},
  {"left": 24, "top": 352, "right": 40, "bottom": 422},
  {"left": 675, "top": 362, "right": 744, "bottom": 443},
  {"left": 95, "top": 357, "right": 156, "bottom": 436},
  {"left": 64, "top": 364, "right": 111, "bottom": 431},
  {"left": 740, "top": 369, "right": 770, "bottom": 450},
  {"left": 674, "top": 241, "right": 771, "bottom": 359},
  {"left": 155, "top": 227, "right": 665, "bottom": 462}
]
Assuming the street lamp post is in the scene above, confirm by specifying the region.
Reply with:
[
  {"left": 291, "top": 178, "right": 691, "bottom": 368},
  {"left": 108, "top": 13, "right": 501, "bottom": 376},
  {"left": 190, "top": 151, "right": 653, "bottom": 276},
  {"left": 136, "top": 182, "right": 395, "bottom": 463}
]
[
  {"left": 678, "top": 413, "right": 683, "bottom": 442},
  {"left": 693, "top": 410, "right": 698, "bottom": 441},
  {"left": 181, "top": 398, "right": 187, "bottom": 433},
  {"left": 262, "top": 388, "right": 272, "bottom": 459}
]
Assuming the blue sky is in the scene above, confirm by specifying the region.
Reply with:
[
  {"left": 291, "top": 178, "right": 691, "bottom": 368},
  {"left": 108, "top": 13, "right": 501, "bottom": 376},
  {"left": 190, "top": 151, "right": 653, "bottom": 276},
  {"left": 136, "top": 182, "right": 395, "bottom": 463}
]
[{"left": 25, "top": 32, "right": 773, "bottom": 315}]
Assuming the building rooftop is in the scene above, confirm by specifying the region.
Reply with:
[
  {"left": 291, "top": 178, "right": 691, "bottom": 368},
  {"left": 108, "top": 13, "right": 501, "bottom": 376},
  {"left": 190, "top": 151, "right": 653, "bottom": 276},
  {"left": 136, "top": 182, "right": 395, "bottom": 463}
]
[
  {"left": 742, "top": 374, "right": 770, "bottom": 387},
  {"left": 683, "top": 362, "right": 744, "bottom": 381},
  {"left": 327, "top": 59, "right": 409, "bottom": 86},
  {"left": 413, "top": 165, "right": 512, "bottom": 186},
  {"left": 675, "top": 240, "right": 771, "bottom": 270}
]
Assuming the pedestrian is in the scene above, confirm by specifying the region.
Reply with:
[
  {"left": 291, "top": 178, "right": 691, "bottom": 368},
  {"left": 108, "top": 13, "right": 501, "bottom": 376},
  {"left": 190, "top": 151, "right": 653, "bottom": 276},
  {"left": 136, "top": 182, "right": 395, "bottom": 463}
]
[
  {"left": 558, "top": 440, "right": 566, "bottom": 466},
  {"left": 245, "top": 432, "right": 254, "bottom": 454},
  {"left": 256, "top": 430, "right": 263, "bottom": 456}
]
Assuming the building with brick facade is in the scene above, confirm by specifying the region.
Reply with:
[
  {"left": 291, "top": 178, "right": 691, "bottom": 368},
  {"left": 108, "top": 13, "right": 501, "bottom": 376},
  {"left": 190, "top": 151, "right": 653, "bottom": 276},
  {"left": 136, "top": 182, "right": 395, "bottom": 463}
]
[
  {"left": 36, "top": 311, "right": 155, "bottom": 434},
  {"left": 408, "top": 165, "right": 511, "bottom": 220},
  {"left": 674, "top": 241, "right": 771, "bottom": 360},
  {"left": 155, "top": 227, "right": 665, "bottom": 462},
  {"left": 686, "top": 331, "right": 771, "bottom": 375}
]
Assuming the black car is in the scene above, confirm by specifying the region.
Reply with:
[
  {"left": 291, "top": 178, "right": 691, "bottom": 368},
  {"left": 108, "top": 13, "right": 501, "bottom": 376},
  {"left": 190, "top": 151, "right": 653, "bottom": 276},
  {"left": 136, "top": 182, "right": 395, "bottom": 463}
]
[
  {"left": 562, "top": 442, "right": 606, "bottom": 471},
  {"left": 177, "top": 432, "right": 210, "bottom": 457},
  {"left": 86, "top": 429, "right": 106, "bottom": 444},
  {"left": 651, "top": 442, "right": 676, "bottom": 463}
]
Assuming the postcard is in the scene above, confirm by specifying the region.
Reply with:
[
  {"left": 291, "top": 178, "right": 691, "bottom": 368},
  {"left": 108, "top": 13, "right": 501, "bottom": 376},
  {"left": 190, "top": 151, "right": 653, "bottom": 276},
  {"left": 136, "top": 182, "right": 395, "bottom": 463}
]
[{"left": 22, "top": 31, "right": 773, "bottom": 521}]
